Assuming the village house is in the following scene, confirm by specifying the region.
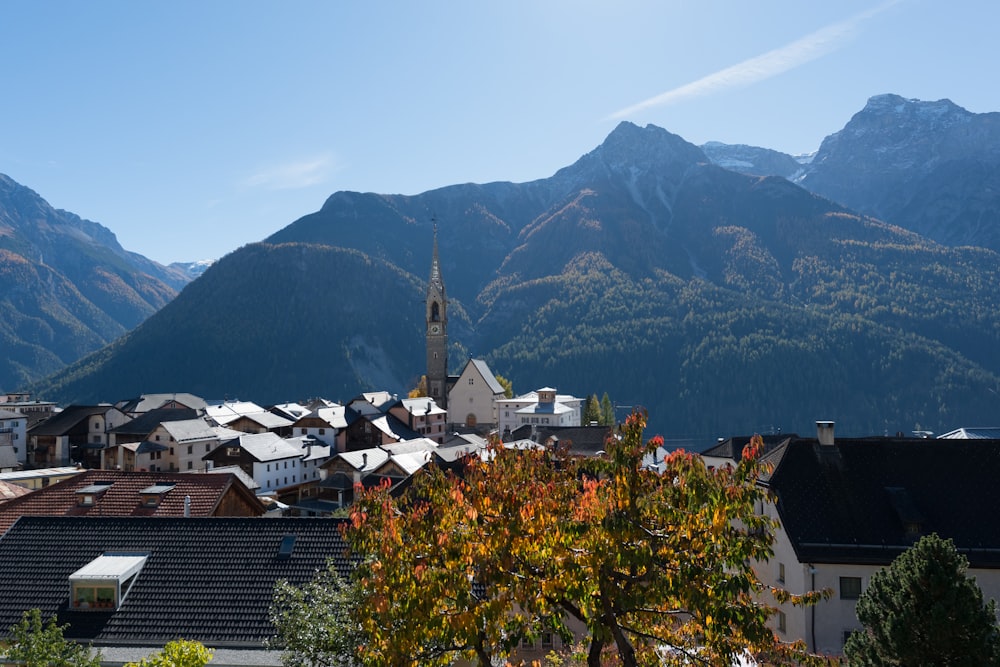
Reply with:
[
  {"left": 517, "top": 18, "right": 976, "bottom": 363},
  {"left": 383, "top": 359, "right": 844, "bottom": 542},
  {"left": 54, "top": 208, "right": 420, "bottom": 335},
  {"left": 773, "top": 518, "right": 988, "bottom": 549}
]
[
  {"left": 115, "top": 392, "right": 208, "bottom": 417},
  {"left": 447, "top": 359, "right": 507, "bottom": 431},
  {"left": 289, "top": 404, "right": 346, "bottom": 448},
  {"left": 203, "top": 432, "right": 306, "bottom": 494},
  {"left": 706, "top": 422, "right": 1000, "bottom": 656},
  {"left": 0, "top": 409, "right": 27, "bottom": 469},
  {"left": 0, "top": 469, "right": 266, "bottom": 536},
  {"left": 207, "top": 400, "right": 294, "bottom": 436},
  {"left": 389, "top": 396, "right": 448, "bottom": 443},
  {"left": 27, "top": 404, "right": 131, "bottom": 468},
  {"left": 496, "top": 388, "right": 584, "bottom": 438},
  {"left": 0, "top": 392, "right": 59, "bottom": 429}
]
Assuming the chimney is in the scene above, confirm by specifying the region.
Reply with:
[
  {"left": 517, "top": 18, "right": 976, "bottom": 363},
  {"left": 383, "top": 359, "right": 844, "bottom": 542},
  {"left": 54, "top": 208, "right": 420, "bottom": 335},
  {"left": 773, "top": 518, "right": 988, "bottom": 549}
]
[
  {"left": 184, "top": 495, "right": 191, "bottom": 518},
  {"left": 816, "top": 421, "right": 835, "bottom": 446},
  {"left": 362, "top": 452, "right": 368, "bottom": 469}
]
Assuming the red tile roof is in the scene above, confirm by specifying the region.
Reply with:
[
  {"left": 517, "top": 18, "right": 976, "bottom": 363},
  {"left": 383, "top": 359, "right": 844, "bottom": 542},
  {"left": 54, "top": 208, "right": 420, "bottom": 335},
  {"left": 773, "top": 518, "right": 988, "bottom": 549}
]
[{"left": 0, "top": 470, "right": 264, "bottom": 535}]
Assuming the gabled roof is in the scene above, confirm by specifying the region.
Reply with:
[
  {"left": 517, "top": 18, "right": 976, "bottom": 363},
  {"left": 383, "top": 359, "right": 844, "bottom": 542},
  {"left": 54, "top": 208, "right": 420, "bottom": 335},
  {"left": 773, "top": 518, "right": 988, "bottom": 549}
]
[
  {"left": 186, "top": 465, "right": 261, "bottom": 491},
  {"left": 268, "top": 402, "right": 310, "bottom": 421},
  {"left": 763, "top": 436, "right": 1000, "bottom": 567},
  {"left": 229, "top": 432, "right": 303, "bottom": 463},
  {"left": 534, "top": 425, "right": 613, "bottom": 457},
  {"left": 938, "top": 426, "right": 1000, "bottom": 439},
  {"left": 365, "top": 413, "right": 422, "bottom": 442},
  {"left": 28, "top": 405, "right": 120, "bottom": 436},
  {"left": 701, "top": 434, "right": 796, "bottom": 463},
  {"left": 0, "top": 516, "right": 353, "bottom": 646},
  {"left": 0, "top": 470, "right": 265, "bottom": 535},
  {"left": 0, "top": 481, "right": 30, "bottom": 502},
  {"left": 323, "top": 448, "right": 390, "bottom": 473},
  {"left": 398, "top": 397, "right": 447, "bottom": 417},
  {"left": 373, "top": 451, "right": 432, "bottom": 477},
  {"left": 468, "top": 359, "right": 506, "bottom": 394},
  {"left": 0, "top": 408, "right": 21, "bottom": 420},
  {"left": 108, "top": 408, "right": 198, "bottom": 436},
  {"left": 115, "top": 393, "right": 208, "bottom": 414},
  {"left": 381, "top": 437, "right": 439, "bottom": 456},
  {"left": 160, "top": 418, "right": 219, "bottom": 443}
]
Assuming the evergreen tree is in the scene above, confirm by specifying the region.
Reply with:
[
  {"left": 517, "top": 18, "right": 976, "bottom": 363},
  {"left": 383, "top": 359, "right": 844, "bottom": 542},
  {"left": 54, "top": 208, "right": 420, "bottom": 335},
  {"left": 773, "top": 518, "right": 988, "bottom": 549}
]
[
  {"left": 600, "top": 392, "right": 615, "bottom": 426},
  {"left": 844, "top": 533, "right": 1000, "bottom": 666},
  {"left": 583, "top": 394, "right": 601, "bottom": 425}
]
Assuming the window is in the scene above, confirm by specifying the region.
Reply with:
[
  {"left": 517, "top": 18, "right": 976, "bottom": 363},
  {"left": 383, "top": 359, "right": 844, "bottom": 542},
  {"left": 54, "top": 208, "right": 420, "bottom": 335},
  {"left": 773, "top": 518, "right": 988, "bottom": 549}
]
[
  {"left": 777, "top": 610, "right": 786, "bottom": 633},
  {"left": 205, "top": 444, "right": 210, "bottom": 452},
  {"left": 319, "top": 428, "right": 325, "bottom": 435},
  {"left": 70, "top": 553, "right": 147, "bottom": 611},
  {"left": 92, "top": 435, "right": 101, "bottom": 443},
  {"left": 469, "top": 378, "right": 474, "bottom": 385},
  {"left": 226, "top": 447, "right": 240, "bottom": 457},
  {"left": 843, "top": 630, "right": 857, "bottom": 647},
  {"left": 840, "top": 576, "right": 862, "bottom": 600},
  {"left": 541, "top": 632, "right": 554, "bottom": 648},
  {"left": 778, "top": 562, "right": 785, "bottom": 584},
  {"left": 267, "top": 464, "right": 271, "bottom": 472},
  {"left": 187, "top": 461, "right": 193, "bottom": 470},
  {"left": 187, "top": 445, "right": 192, "bottom": 454},
  {"left": 155, "top": 435, "right": 160, "bottom": 441}
]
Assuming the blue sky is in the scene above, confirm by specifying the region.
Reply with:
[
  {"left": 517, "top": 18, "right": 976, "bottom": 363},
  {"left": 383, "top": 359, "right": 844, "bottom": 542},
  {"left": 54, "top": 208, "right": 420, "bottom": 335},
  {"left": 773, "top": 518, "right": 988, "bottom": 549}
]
[{"left": 3, "top": 0, "right": 998, "bottom": 265}]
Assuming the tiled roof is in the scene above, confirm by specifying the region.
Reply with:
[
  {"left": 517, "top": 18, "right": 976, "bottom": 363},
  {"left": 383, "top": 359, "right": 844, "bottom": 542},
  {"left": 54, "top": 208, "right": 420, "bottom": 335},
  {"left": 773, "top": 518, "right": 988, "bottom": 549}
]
[
  {"left": 535, "top": 425, "right": 612, "bottom": 457},
  {"left": 764, "top": 437, "right": 1000, "bottom": 567},
  {"left": 0, "top": 470, "right": 265, "bottom": 535},
  {"left": 701, "top": 434, "right": 796, "bottom": 462},
  {"left": 0, "top": 516, "right": 353, "bottom": 646},
  {"left": 0, "top": 481, "right": 31, "bottom": 501}
]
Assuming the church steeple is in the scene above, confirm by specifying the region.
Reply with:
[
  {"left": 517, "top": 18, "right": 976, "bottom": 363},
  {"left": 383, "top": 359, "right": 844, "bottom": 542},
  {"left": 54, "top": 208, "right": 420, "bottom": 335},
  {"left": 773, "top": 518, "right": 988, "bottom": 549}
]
[{"left": 426, "top": 222, "right": 448, "bottom": 407}]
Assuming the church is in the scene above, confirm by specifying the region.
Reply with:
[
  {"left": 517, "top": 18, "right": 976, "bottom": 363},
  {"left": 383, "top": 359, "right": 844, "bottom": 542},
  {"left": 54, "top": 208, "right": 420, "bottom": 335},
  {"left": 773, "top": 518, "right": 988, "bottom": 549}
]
[{"left": 423, "top": 225, "right": 506, "bottom": 431}]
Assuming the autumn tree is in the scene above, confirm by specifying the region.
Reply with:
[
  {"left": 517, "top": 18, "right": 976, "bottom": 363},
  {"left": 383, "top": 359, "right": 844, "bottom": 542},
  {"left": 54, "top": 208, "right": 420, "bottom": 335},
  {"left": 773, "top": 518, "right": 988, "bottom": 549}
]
[
  {"left": 1, "top": 608, "right": 101, "bottom": 667},
  {"left": 495, "top": 374, "right": 514, "bottom": 399},
  {"left": 408, "top": 375, "right": 427, "bottom": 398},
  {"left": 844, "top": 533, "right": 1000, "bottom": 666},
  {"left": 348, "top": 410, "right": 820, "bottom": 667}
]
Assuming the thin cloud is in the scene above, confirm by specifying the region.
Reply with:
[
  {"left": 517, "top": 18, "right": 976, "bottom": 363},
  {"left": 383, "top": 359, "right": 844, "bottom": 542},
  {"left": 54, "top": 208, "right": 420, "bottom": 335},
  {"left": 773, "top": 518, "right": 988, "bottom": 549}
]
[
  {"left": 608, "top": 1, "right": 901, "bottom": 120},
  {"left": 244, "top": 154, "right": 337, "bottom": 190}
]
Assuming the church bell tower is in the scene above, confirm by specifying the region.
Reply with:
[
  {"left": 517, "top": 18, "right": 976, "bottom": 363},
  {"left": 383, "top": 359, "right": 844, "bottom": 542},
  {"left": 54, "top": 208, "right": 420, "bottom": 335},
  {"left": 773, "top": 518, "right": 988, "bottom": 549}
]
[{"left": 426, "top": 223, "right": 448, "bottom": 407}]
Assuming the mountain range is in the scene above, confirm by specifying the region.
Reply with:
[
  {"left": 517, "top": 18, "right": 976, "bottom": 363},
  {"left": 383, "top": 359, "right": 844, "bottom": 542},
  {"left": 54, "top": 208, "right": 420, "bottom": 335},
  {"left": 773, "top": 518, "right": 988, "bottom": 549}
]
[{"left": 12, "top": 95, "right": 1000, "bottom": 442}]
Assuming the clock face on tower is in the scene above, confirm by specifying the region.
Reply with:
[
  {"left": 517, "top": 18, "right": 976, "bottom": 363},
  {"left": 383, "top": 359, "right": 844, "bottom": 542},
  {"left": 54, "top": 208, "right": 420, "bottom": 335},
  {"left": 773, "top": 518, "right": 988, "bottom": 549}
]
[{"left": 430, "top": 324, "right": 440, "bottom": 334}]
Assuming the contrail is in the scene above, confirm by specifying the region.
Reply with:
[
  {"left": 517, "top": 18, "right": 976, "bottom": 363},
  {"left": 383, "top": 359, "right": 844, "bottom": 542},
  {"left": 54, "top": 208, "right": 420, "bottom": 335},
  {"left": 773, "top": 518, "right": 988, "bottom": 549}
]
[{"left": 607, "top": 0, "right": 900, "bottom": 120}]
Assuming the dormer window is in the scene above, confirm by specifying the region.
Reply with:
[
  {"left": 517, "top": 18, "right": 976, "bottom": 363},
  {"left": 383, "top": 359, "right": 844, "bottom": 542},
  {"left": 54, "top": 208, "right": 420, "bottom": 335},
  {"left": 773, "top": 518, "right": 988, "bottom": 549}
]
[
  {"left": 138, "top": 482, "right": 176, "bottom": 507},
  {"left": 70, "top": 552, "right": 148, "bottom": 610},
  {"left": 75, "top": 481, "right": 114, "bottom": 507}
]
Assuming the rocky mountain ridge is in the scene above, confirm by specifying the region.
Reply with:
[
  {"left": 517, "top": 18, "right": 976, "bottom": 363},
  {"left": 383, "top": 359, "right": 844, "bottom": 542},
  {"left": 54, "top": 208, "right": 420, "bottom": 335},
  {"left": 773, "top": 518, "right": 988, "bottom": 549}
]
[{"left": 29, "top": 119, "right": 1000, "bottom": 440}]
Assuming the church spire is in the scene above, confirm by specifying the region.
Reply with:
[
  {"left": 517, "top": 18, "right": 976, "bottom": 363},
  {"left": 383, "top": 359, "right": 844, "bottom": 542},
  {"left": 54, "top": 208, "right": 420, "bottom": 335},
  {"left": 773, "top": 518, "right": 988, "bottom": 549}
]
[
  {"left": 426, "top": 219, "right": 448, "bottom": 408},
  {"left": 429, "top": 220, "right": 445, "bottom": 297}
]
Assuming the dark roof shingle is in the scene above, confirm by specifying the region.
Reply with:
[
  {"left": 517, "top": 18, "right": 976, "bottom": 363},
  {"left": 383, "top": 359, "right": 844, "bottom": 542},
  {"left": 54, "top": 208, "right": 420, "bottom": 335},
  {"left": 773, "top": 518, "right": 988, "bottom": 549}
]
[{"left": 0, "top": 516, "right": 353, "bottom": 646}]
